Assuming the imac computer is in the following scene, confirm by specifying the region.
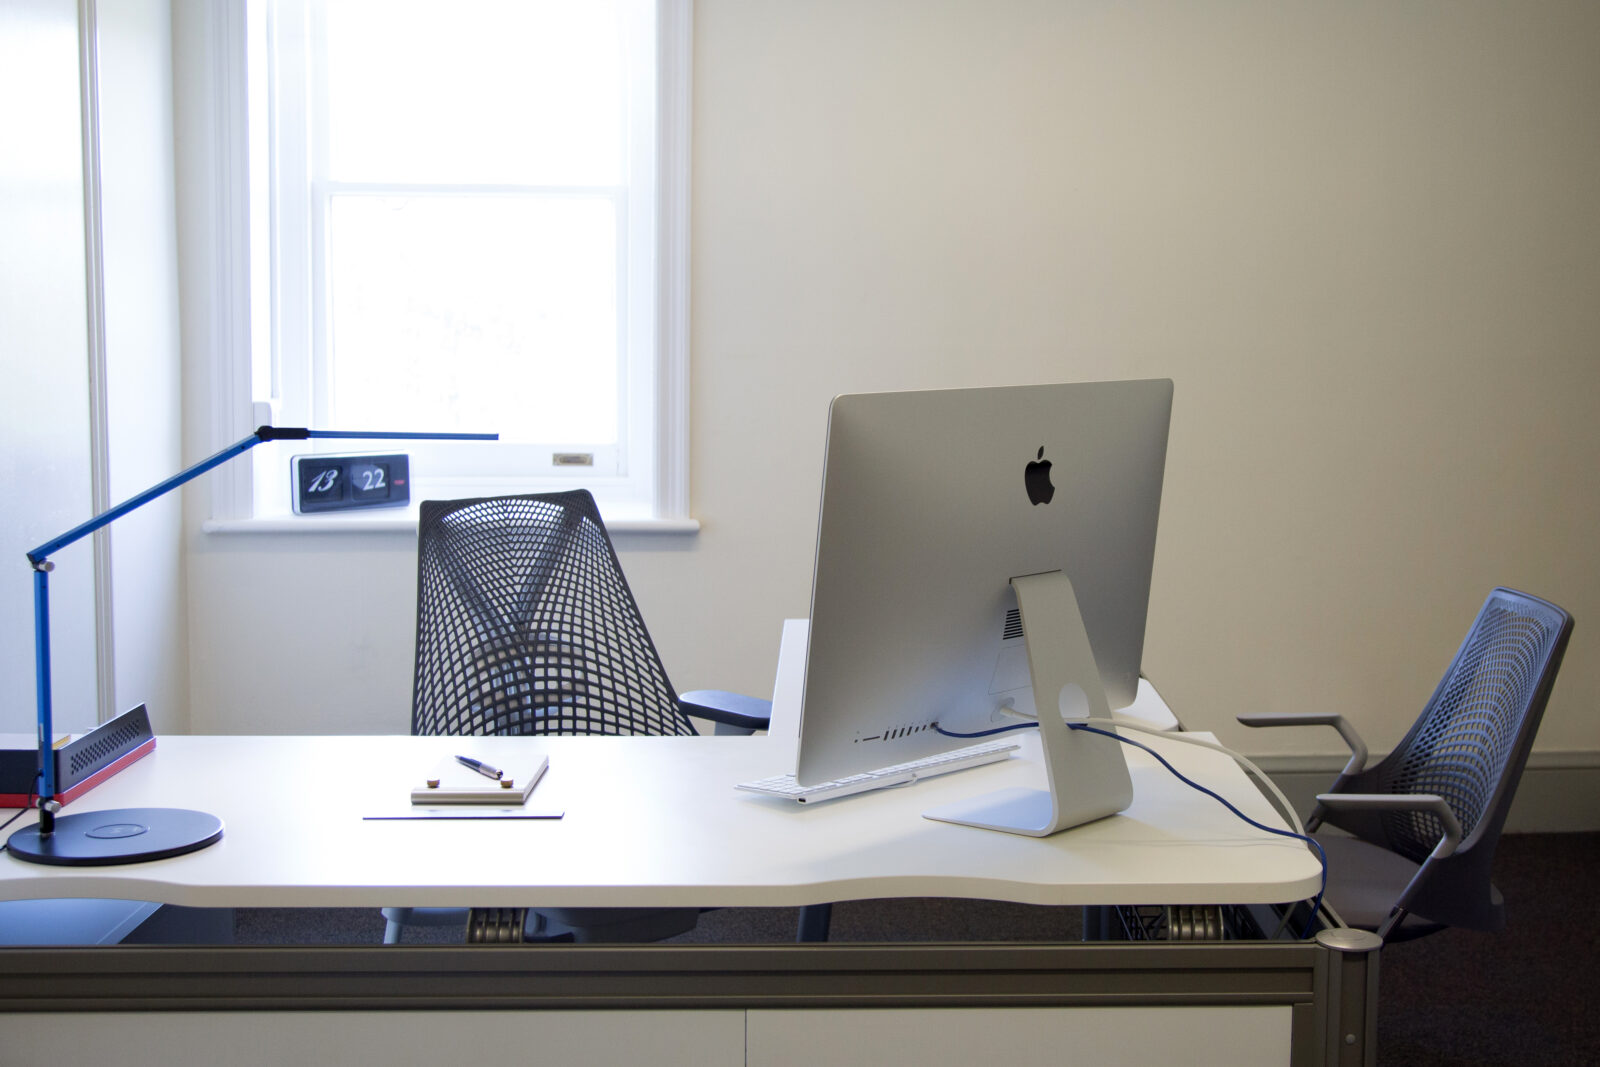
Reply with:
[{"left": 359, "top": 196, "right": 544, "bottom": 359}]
[{"left": 794, "top": 379, "right": 1173, "bottom": 837}]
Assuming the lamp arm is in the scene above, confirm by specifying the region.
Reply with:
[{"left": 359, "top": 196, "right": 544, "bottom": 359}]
[
  {"left": 29, "top": 429, "right": 274, "bottom": 565},
  {"left": 27, "top": 426, "right": 494, "bottom": 564},
  {"left": 24, "top": 425, "right": 495, "bottom": 833}
]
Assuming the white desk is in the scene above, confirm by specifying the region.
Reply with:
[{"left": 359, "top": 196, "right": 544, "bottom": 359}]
[
  {"left": 0, "top": 728, "right": 1319, "bottom": 911},
  {"left": 0, "top": 728, "right": 1357, "bottom": 1067},
  {"left": 0, "top": 623, "right": 1371, "bottom": 1067},
  {"left": 1, "top": 617, "right": 1306, "bottom": 910}
]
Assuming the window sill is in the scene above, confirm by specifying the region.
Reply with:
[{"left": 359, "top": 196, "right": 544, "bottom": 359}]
[{"left": 201, "top": 513, "right": 702, "bottom": 536}]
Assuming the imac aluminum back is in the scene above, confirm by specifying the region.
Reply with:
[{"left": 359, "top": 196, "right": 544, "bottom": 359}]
[{"left": 795, "top": 379, "right": 1173, "bottom": 787}]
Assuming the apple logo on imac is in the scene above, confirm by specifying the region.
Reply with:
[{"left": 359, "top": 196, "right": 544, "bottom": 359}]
[{"left": 1025, "top": 446, "right": 1055, "bottom": 505}]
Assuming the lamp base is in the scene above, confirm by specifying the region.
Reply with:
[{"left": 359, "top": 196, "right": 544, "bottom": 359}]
[{"left": 6, "top": 807, "right": 222, "bottom": 866}]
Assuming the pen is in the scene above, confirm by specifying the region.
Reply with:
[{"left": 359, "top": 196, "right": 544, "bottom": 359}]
[{"left": 455, "top": 755, "right": 503, "bottom": 781}]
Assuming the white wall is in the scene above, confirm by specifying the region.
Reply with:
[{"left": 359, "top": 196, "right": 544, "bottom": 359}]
[
  {"left": 98, "top": 0, "right": 189, "bottom": 734},
  {"left": 0, "top": 0, "right": 188, "bottom": 741},
  {"left": 180, "top": 1, "right": 1599, "bottom": 771},
  {"left": 1, "top": 0, "right": 102, "bottom": 738}
]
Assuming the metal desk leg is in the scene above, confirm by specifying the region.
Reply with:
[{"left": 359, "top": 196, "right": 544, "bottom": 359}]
[{"left": 1314, "top": 928, "right": 1382, "bottom": 1066}]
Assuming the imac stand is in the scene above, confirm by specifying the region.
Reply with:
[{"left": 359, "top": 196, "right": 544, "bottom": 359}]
[{"left": 923, "top": 571, "right": 1134, "bottom": 837}]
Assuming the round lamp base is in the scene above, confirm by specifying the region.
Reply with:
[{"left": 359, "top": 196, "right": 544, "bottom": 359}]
[{"left": 6, "top": 807, "right": 223, "bottom": 866}]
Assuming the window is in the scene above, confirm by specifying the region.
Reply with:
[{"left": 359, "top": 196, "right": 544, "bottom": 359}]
[{"left": 242, "top": 0, "right": 689, "bottom": 524}]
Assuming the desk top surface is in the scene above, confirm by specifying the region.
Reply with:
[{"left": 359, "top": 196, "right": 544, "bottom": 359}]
[{"left": 0, "top": 726, "right": 1321, "bottom": 910}]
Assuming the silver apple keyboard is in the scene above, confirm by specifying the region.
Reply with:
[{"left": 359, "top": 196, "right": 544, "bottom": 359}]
[{"left": 737, "top": 738, "right": 1019, "bottom": 804}]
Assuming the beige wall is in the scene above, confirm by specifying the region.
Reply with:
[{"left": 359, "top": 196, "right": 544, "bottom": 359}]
[{"left": 184, "top": 1, "right": 1598, "bottom": 766}]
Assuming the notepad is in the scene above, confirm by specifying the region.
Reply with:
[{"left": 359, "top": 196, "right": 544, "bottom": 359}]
[{"left": 410, "top": 755, "right": 548, "bottom": 805}]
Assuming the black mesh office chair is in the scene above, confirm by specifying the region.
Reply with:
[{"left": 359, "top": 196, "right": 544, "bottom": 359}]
[
  {"left": 1240, "top": 587, "right": 1572, "bottom": 942},
  {"left": 382, "top": 490, "right": 770, "bottom": 944}
]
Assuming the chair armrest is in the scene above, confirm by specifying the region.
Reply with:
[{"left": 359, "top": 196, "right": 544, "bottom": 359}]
[
  {"left": 679, "top": 690, "right": 772, "bottom": 735},
  {"left": 1238, "top": 712, "right": 1369, "bottom": 777},
  {"left": 1315, "top": 792, "right": 1465, "bottom": 861}
]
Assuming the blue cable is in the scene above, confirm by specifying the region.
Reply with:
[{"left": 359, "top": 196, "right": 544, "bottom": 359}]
[
  {"left": 936, "top": 721, "right": 1329, "bottom": 939},
  {"left": 935, "top": 720, "right": 1041, "bottom": 739}
]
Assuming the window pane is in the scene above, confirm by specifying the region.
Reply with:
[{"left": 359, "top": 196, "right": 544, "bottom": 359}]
[
  {"left": 327, "top": 194, "right": 619, "bottom": 443},
  {"left": 322, "top": 0, "right": 622, "bottom": 185}
]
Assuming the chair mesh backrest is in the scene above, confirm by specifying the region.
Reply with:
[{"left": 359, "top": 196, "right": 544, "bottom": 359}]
[
  {"left": 1373, "top": 590, "right": 1568, "bottom": 863},
  {"left": 411, "top": 491, "right": 694, "bottom": 738}
]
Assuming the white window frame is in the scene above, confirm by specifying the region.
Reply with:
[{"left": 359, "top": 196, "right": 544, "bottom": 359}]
[{"left": 199, "top": 0, "right": 693, "bottom": 533}]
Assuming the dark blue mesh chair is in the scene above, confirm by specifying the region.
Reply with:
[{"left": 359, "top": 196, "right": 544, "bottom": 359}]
[
  {"left": 383, "top": 490, "right": 769, "bottom": 944},
  {"left": 1241, "top": 588, "right": 1572, "bottom": 942}
]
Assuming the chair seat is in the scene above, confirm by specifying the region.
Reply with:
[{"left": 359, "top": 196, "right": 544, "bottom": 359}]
[{"left": 1316, "top": 833, "right": 1448, "bottom": 941}]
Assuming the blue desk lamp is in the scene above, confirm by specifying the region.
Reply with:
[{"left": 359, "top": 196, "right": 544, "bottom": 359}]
[{"left": 7, "top": 425, "right": 495, "bottom": 866}]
